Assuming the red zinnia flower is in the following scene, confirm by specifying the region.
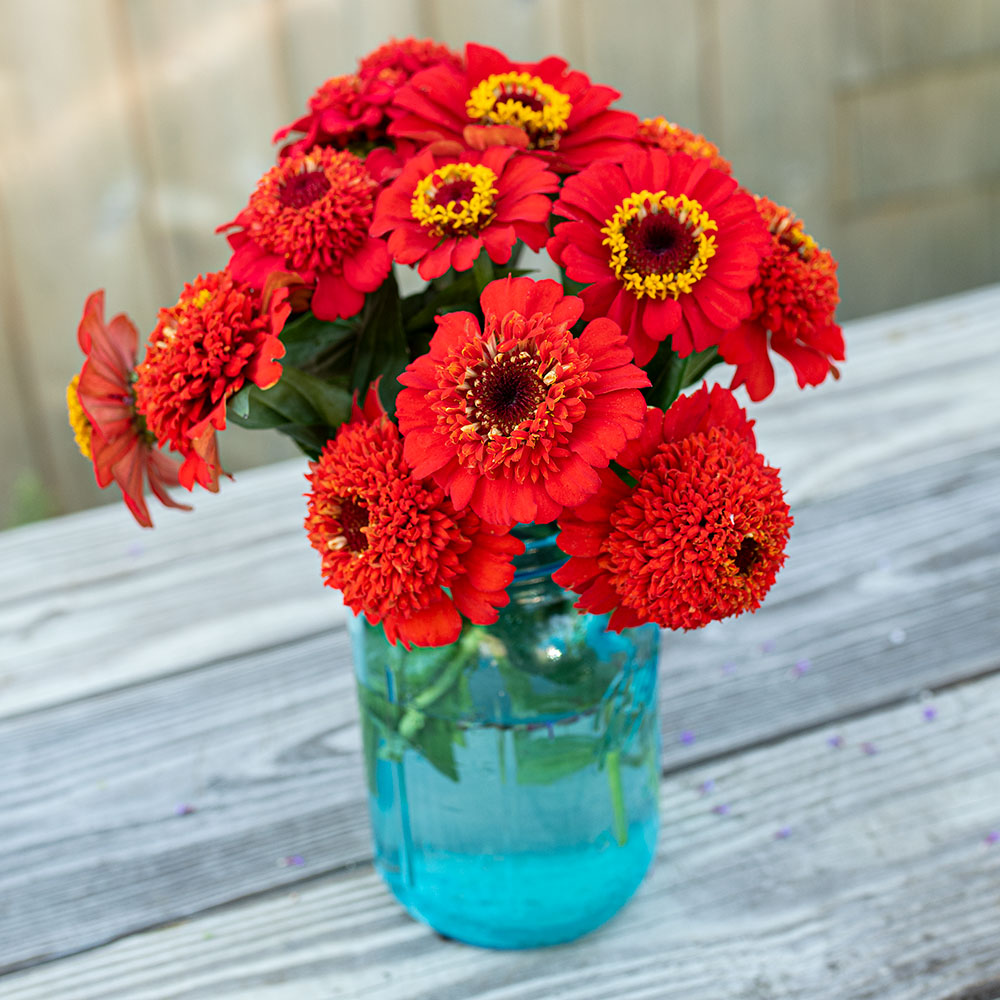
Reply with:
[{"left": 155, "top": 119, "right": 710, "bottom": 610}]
[
  {"left": 396, "top": 276, "right": 649, "bottom": 525},
  {"left": 358, "top": 36, "right": 464, "bottom": 83},
  {"left": 219, "top": 146, "right": 391, "bottom": 322},
  {"left": 134, "top": 271, "right": 290, "bottom": 492},
  {"left": 635, "top": 117, "right": 732, "bottom": 174},
  {"left": 69, "top": 291, "right": 189, "bottom": 527},
  {"left": 370, "top": 145, "right": 558, "bottom": 279},
  {"left": 273, "top": 73, "right": 393, "bottom": 159},
  {"left": 719, "top": 197, "right": 844, "bottom": 401},
  {"left": 274, "top": 39, "right": 462, "bottom": 159},
  {"left": 554, "top": 383, "right": 792, "bottom": 632},
  {"left": 549, "top": 149, "right": 772, "bottom": 365},
  {"left": 305, "top": 384, "right": 523, "bottom": 648},
  {"left": 388, "top": 42, "right": 638, "bottom": 173}
]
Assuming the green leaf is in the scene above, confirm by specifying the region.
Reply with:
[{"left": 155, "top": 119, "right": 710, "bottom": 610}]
[
  {"left": 680, "top": 345, "right": 722, "bottom": 388},
  {"left": 472, "top": 249, "right": 494, "bottom": 292},
  {"left": 513, "top": 733, "right": 601, "bottom": 785},
  {"left": 279, "top": 367, "right": 352, "bottom": 427},
  {"left": 351, "top": 272, "right": 408, "bottom": 416},
  {"left": 279, "top": 311, "right": 356, "bottom": 370},
  {"left": 226, "top": 366, "right": 352, "bottom": 458},
  {"left": 402, "top": 270, "right": 480, "bottom": 332},
  {"left": 405, "top": 716, "right": 460, "bottom": 782},
  {"left": 360, "top": 709, "right": 380, "bottom": 796}
]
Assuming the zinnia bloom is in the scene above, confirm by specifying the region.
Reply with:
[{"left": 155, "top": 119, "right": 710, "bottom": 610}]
[
  {"left": 273, "top": 73, "right": 394, "bottom": 159},
  {"left": 635, "top": 117, "right": 731, "bottom": 174},
  {"left": 134, "top": 271, "right": 291, "bottom": 491},
  {"left": 305, "top": 384, "right": 523, "bottom": 648},
  {"left": 358, "top": 36, "right": 464, "bottom": 84},
  {"left": 388, "top": 42, "right": 638, "bottom": 173},
  {"left": 69, "top": 291, "right": 189, "bottom": 527},
  {"left": 370, "top": 145, "right": 558, "bottom": 279},
  {"left": 719, "top": 196, "right": 844, "bottom": 401},
  {"left": 554, "top": 383, "right": 792, "bottom": 632},
  {"left": 219, "top": 146, "right": 391, "bottom": 321},
  {"left": 395, "top": 276, "right": 649, "bottom": 525},
  {"left": 274, "top": 39, "right": 463, "bottom": 158},
  {"left": 549, "top": 149, "right": 772, "bottom": 365}
]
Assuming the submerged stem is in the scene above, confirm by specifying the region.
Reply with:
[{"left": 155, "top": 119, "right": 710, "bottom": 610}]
[{"left": 606, "top": 749, "right": 628, "bottom": 846}]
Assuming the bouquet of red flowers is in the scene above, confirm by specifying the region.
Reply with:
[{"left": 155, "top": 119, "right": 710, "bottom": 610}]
[{"left": 68, "top": 38, "right": 843, "bottom": 649}]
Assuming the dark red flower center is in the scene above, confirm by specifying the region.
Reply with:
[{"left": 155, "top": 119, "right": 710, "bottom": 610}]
[
  {"left": 433, "top": 179, "right": 475, "bottom": 207},
  {"left": 465, "top": 349, "right": 546, "bottom": 438},
  {"left": 336, "top": 495, "right": 369, "bottom": 553},
  {"left": 624, "top": 213, "right": 699, "bottom": 277},
  {"left": 734, "top": 535, "right": 760, "bottom": 575},
  {"left": 279, "top": 170, "right": 332, "bottom": 209}
]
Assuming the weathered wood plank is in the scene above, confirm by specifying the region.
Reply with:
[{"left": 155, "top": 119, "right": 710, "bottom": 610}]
[
  {"left": 116, "top": 0, "right": 302, "bottom": 476},
  {"left": 423, "top": 0, "right": 567, "bottom": 63},
  {"left": 277, "top": 0, "right": 425, "bottom": 110},
  {"left": 0, "top": 460, "right": 344, "bottom": 721},
  {"left": 714, "top": 0, "right": 838, "bottom": 244},
  {"left": 0, "top": 0, "right": 164, "bottom": 514},
  {"left": 1, "top": 426, "right": 998, "bottom": 972},
  {"left": 571, "top": 0, "right": 702, "bottom": 129},
  {"left": 5, "top": 668, "right": 1000, "bottom": 999}
]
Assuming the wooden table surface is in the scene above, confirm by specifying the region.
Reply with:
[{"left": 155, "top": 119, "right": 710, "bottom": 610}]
[{"left": 2, "top": 285, "right": 1000, "bottom": 1000}]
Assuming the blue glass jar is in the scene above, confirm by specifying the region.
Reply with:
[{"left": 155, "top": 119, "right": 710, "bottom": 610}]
[{"left": 349, "top": 530, "right": 661, "bottom": 948}]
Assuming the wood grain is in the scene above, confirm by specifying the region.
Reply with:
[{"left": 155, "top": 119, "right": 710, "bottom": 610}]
[
  {"left": 1, "top": 287, "right": 998, "bottom": 987},
  {"left": 4, "top": 667, "right": 1000, "bottom": 999},
  {"left": 1, "top": 407, "right": 998, "bottom": 973}
]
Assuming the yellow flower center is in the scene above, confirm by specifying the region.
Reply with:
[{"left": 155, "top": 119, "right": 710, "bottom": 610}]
[
  {"left": 601, "top": 190, "right": 718, "bottom": 300},
  {"left": 67, "top": 374, "right": 93, "bottom": 460},
  {"left": 465, "top": 72, "right": 571, "bottom": 146},
  {"left": 410, "top": 162, "right": 499, "bottom": 237}
]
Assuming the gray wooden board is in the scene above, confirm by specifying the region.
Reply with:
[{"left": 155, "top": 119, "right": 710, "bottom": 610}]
[
  {"left": 4, "top": 667, "right": 1000, "bottom": 999},
  {"left": 1, "top": 436, "right": 998, "bottom": 974},
  {"left": 1, "top": 285, "right": 999, "bottom": 988}
]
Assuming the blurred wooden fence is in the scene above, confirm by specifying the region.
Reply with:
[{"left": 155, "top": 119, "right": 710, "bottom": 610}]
[{"left": 1, "top": 0, "right": 998, "bottom": 524}]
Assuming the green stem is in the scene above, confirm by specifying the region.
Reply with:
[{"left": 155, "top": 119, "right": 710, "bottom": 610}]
[
  {"left": 609, "top": 460, "right": 638, "bottom": 489},
  {"left": 680, "top": 346, "right": 721, "bottom": 388},
  {"left": 607, "top": 749, "right": 628, "bottom": 846},
  {"left": 498, "top": 729, "right": 507, "bottom": 785},
  {"left": 397, "top": 628, "right": 482, "bottom": 740}
]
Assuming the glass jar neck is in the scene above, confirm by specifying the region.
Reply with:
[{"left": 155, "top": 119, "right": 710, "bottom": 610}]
[{"left": 511, "top": 523, "right": 566, "bottom": 581}]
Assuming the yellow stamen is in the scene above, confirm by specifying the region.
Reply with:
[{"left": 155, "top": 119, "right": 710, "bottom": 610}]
[
  {"left": 66, "top": 375, "right": 93, "bottom": 460},
  {"left": 601, "top": 190, "right": 718, "bottom": 300},
  {"left": 411, "top": 162, "right": 499, "bottom": 236},
  {"left": 773, "top": 213, "right": 818, "bottom": 260},
  {"left": 466, "top": 71, "right": 571, "bottom": 137}
]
